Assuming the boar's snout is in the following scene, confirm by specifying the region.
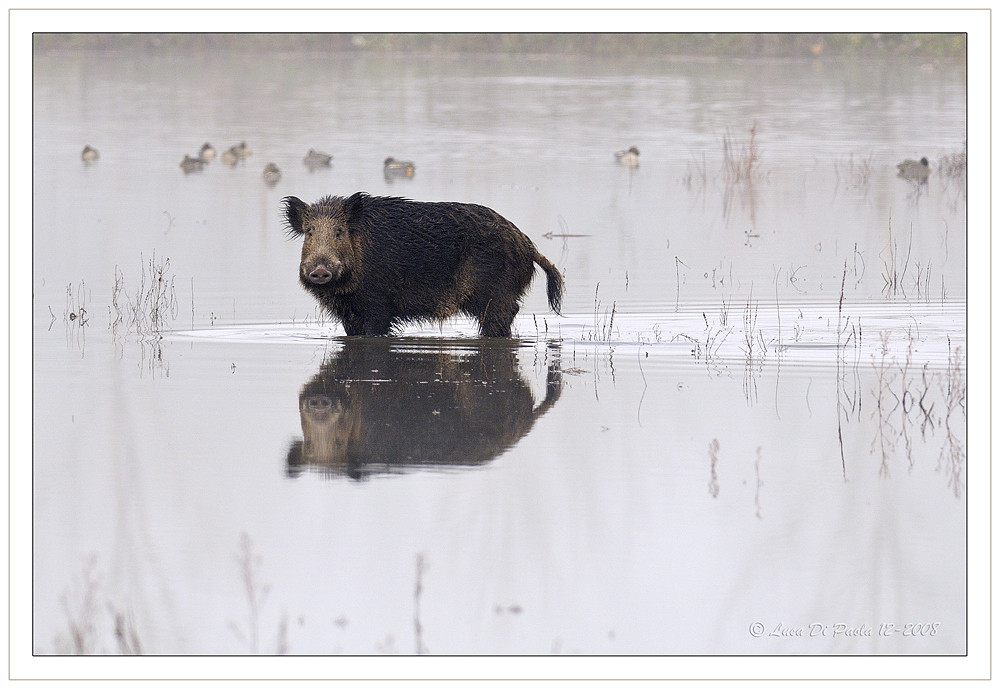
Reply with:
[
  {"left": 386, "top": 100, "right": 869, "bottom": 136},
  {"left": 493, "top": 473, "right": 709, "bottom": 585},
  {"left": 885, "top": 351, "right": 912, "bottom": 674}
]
[
  {"left": 302, "top": 261, "right": 343, "bottom": 285},
  {"left": 307, "top": 265, "right": 334, "bottom": 285},
  {"left": 304, "top": 394, "right": 334, "bottom": 414}
]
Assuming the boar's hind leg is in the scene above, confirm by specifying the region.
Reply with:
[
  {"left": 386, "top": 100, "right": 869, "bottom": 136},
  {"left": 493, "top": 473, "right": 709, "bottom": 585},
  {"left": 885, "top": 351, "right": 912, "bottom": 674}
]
[{"left": 473, "top": 299, "right": 518, "bottom": 338}]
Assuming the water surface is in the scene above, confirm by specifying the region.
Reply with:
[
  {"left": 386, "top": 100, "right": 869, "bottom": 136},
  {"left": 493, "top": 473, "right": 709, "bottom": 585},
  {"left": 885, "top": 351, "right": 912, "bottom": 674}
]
[{"left": 32, "top": 38, "right": 967, "bottom": 656}]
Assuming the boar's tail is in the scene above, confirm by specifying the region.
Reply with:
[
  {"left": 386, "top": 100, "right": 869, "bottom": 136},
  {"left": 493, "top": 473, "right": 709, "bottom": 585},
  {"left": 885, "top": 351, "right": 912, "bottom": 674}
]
[{"left": 533, "top": 251, "right": 564, "bottom": 315}]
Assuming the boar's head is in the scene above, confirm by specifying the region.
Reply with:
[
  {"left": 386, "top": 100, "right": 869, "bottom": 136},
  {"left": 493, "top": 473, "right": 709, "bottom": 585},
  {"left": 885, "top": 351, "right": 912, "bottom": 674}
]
[{"left": 283, "top": 195, "right": 361, "bottom": 292}]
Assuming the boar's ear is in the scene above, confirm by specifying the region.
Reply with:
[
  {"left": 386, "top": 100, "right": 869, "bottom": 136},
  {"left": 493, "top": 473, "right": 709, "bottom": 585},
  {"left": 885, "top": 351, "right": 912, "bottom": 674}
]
[
  {"left": 282, "top": 196, "right": 308, "bottom": 237},
  {"left": 342, "top": 191, "right": 370, "bottom": 226}
]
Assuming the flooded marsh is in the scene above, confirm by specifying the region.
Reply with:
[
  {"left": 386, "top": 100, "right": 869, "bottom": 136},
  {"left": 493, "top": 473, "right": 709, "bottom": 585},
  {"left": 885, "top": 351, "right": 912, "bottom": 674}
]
[{"left": 28, "top": 34, "right": 968, "bottom": 659}]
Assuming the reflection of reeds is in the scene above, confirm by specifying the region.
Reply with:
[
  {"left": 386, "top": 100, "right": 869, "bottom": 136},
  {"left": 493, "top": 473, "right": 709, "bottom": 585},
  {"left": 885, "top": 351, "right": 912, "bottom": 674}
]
[
  {"left": 938, "top": 340, "right": 966, "bottom": 498},
  {"left": 721, "top": 122, "right": 761, "bottom": 185},
  {"left": 112, "top": 608, "right": 143, "bottom": 655},
  {"left": 52, "top": 556, "right": 145, "bottom": 655},
  {"left": 938, "top": 141, "right": 967, "bottom": 179},
  {"left": 741, "top": 289, "right": 761, "bottom": 357},
  {"left": 742, "top": 356, "right": 762, "bottom": 406},
  {"left": 721, "top": 122, "right": 766, "bottom": 228},
  {"left": 47, "top": 541, "right": 457, "bottom": 654},
  {"left": 740, "top": 285, "right": 769, "bottom": 407},
  {"left": 230, "top": 532, "right": 274, "bottom": 655},
  {"left": 835, "top": 261, "right": 859, "bottom": 480},
  {"left": 938, "top": 141, "right": 967, "bottom": 211},
  {"left": 719, "top": 295, "right": 730, "bottom": 327},
  {"left": 754, "top": 447, "right": 764, "bottom": 520},
  {"left": 707, "top": 438, "right": 720, "bottom": 498},
  {"left": 833, "top": 152, "right": 874, "bottom": 195},
  {"left": 681, "top": 152, "right": 708, "bottom": 198},
  {"left": 54, "top": 555, "right": 101, "bottom": 654},
  {"left": 681, "top": 123, "right": 766, "bottom": 227},
  {"left": 841, "top": 318, "right": 966, "bottom": 495},
  {"left": 414, "top": 553, "right": 429, "bottom": 655},
  {"left": 898, "top": 336, "right": 916, "bottom": 468},
  {"left": 918, "top": 362, "right": 937, "bottom": 439},
  {"left": 870, "top": 331, "right": 899, "bottom": 478}
]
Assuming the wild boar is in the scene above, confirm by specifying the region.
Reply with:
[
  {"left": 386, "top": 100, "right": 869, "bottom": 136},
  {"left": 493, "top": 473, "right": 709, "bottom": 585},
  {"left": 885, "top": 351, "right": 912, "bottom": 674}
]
[{"left": 282, "top": 192, "right": 564, "bottom": 337}]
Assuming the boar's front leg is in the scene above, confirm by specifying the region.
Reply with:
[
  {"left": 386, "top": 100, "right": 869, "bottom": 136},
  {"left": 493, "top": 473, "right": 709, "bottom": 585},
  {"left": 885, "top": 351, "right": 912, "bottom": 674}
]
[
  {"left": 343, "top": 313, "right": 393, "bottom": 337},
  {"left": 361, "top": 317, "right": 394, "bottom": 337},
  {"left": 336, "top": 302, "right": 392, "bottom": 337}
]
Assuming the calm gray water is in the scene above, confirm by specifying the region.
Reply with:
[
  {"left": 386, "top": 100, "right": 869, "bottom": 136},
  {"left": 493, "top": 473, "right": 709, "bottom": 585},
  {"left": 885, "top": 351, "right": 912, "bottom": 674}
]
[{"left": 32, "top": 39, "right": 966, "bottom": 656}]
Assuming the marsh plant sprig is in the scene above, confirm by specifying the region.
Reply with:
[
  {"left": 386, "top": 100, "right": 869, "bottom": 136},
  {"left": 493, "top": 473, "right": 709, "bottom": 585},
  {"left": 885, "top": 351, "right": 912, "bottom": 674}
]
[
  {"left": 880, "top": 213, "right": 915, "bottom": 299},
  {"left": 587, "top": 282, "right": 617, "bottom": 342},
  {"left": 740, "top": 288, "right": 763, "bottom": 357},
  {"left": 701, "top": 310, "right": 733, "bottom": 363},
  {"left": 64, "top": 280, "right": 90, "bottom": 353},
  {"left": 110, "top": 251, "right": 179, "bottom": 339}
]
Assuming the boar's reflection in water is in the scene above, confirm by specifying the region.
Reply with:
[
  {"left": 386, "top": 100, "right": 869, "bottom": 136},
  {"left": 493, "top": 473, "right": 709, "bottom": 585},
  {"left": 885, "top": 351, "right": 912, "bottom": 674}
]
[{"left": 285, "top": 340, "right": 563, "bottom": 480}]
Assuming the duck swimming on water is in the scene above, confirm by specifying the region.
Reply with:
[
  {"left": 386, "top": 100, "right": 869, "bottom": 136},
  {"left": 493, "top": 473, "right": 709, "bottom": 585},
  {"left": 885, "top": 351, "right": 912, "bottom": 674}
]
[
  {"left": 234, "top": 141, "right": 252, "bottom": 159},
  {"left": 384, "top": 157, "right": 416, "bottom": 179},
  {"left": 897, "top": 156, "right": 930, "bottom": 182},
  {"left": 262, "top": 162, "right": 282, "bottom": 187},
  {"left": 180, "top": 154, "right": 205, "bottom": 174},
  {"left": 303, "top": 149, "right": 333, "bottom": 170},
  {"left": 81, "top": 145, "right": 99, "bottom": 164},
  {"left": 614, "top": 146, "right": 640, "bottom": 168},
  {"left": 220, "top": 147, "right": 239, "bottom": 166}
]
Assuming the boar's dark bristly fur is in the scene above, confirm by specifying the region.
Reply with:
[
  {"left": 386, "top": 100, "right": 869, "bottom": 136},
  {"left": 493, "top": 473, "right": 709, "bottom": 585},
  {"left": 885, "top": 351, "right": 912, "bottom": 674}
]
[{"left": 282, "top": 192, "right": 564, "bottom": 337}]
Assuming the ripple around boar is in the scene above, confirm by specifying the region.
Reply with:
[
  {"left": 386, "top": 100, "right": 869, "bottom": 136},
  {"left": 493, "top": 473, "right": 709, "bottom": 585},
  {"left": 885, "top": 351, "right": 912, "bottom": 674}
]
[
  {"left": 285, "top": 340, "right": 563, "bottom": 479},
  {"left": 282, "top": 193, "right": 564, "bottom": 337}
]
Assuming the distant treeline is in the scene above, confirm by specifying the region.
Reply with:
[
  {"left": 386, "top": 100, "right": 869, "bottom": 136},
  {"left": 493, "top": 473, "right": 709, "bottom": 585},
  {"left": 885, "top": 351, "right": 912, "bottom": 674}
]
[{"left": 34, "top": 33, "right": 966, "bottom": 60}]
